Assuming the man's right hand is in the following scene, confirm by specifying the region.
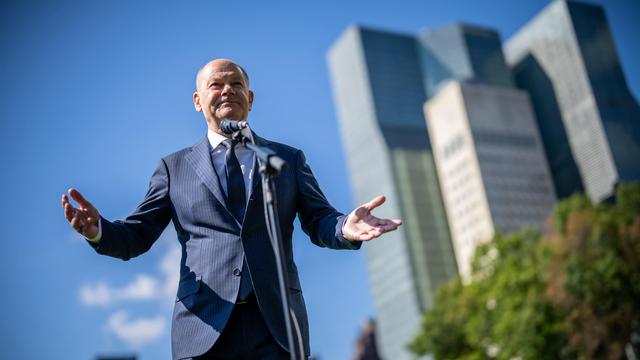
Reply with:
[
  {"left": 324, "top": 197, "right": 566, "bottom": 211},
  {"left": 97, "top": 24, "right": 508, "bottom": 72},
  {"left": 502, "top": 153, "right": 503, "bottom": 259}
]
[{"left": 62, "top": 188, "right": 100, "bottom": 239}]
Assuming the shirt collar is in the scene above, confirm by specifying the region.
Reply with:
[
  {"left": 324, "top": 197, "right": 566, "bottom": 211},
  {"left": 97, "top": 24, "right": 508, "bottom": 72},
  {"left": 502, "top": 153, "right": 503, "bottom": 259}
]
[{"left": 207, "top": 129, "right": 230, "bottom": 149}]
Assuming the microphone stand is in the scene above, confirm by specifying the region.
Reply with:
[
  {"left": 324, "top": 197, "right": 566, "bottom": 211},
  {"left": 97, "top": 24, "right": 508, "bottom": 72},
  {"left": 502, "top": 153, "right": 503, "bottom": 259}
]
[{"left": 230, "top": 126, "right": 302, "bottom": 360}]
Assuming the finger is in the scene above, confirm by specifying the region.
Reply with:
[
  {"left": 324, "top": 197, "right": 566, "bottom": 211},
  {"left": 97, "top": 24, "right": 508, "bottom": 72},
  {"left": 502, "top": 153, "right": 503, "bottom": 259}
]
[
  {"left": 63, "top": 194, "right": 71, "bottom": 211},
  {"left": 64, "top": 203, "right": 75, "bottom": 222},
  {"left": 70, "top": 216, "right": 84, "bottom": 232},
  {"left": 364, "top": 195, "right": 386, "bottom": 211},
  {"left": 359, "top": 233, "right": 375, "bottom": 241},
  {"left": 68, "top": 188, "right": 93, "bottom": 210},
  {"left": 62, "top": 194, "right": 77, "bottom": 211},
  {"left": 378, "top": 218, "right": 403, "bottom": 227},
  {"left": 368, "top": 230, "right": 383, "bottom": 239},
  {"left": 378, "top": 224, "right": 399, "bottom": 233},
  {"left": 363, "top": 218, "right": 400, "bottom": 233}
]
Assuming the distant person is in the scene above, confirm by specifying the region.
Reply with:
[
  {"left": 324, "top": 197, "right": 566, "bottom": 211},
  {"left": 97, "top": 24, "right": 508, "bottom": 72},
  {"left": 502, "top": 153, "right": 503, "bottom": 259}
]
[{"left": 62, "top": 59, "right": 402, "bottom": 360}]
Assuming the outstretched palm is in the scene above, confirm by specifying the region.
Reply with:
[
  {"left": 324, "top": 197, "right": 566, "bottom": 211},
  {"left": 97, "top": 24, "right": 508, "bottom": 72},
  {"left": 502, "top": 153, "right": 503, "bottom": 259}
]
[
  {"left": 342, "top": 195, "right": 403, "bottom": 241},
  {"left": 62, "top": 188, "right": 100, "bottom": 239}
]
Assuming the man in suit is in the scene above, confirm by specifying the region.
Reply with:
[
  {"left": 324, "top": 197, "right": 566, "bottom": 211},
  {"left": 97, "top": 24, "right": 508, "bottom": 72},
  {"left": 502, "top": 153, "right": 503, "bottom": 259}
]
[{"left": 62, "top": 59, "right": 402, "bottom": 360}]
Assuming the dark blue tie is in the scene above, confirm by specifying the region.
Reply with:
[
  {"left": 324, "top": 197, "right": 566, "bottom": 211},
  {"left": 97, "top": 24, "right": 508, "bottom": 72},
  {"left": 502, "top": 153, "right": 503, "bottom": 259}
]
[
  {"left": 222, "top": 139, "right": 246, "bottom": 222},
  {"left": 222, "top": 139, "right": 253, "bottom": 300}
]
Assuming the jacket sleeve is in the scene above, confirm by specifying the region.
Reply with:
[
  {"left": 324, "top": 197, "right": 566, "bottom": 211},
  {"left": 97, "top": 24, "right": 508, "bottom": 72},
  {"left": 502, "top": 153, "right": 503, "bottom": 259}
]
[
  {"left": 295, "top": 150, "right": 361, "bottom": 250},
  {"left": 88, "top": 159, "right": 173, "bottom": 260}
]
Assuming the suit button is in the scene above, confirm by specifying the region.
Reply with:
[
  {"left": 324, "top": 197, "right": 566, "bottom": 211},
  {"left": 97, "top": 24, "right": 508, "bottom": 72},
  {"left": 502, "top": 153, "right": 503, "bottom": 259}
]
[{"left": 233, "top": 268, "right": 241, "bottom": 276}]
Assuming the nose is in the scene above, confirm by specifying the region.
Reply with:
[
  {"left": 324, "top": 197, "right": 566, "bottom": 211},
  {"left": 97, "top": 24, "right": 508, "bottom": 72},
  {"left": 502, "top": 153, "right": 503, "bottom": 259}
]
[{"left": 221, "top": 83, "right": 236, "bottom": 95}]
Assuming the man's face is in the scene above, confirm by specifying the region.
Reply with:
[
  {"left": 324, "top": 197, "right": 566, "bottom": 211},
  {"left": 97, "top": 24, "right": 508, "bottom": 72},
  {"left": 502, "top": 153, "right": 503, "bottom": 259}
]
[{"left": 193, "top": 60, "right": 254, "bottom": 128}]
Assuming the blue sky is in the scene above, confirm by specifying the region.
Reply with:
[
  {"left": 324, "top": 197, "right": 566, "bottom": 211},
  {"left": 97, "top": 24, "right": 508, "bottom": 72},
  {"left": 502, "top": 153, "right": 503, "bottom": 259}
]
[{"left": 1, "top": 0, "right": 638, "bottom": 359}]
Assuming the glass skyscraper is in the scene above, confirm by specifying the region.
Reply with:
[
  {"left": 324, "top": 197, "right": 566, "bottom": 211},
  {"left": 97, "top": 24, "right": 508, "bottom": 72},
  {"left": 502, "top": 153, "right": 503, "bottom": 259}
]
[
  {"left": 327, "top": 0, "right": 637, "bottom": 357},
  {"left": 417, "top": 23, "right": 514, "bottom": 98},
  {"left": 328, "top": 27, "right": 458, "bottom": 360},
  {"left": 505, "top": 0, "right": 640, "bottom": 203},
  {"left": 421, "top": 24, "right": 556, "bottom": 279}
]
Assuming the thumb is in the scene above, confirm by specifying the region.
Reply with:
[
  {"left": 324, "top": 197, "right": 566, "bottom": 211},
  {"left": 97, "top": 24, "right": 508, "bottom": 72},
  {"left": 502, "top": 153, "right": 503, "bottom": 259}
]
[{"left": 364, "top": 195, "right": 386, "bottom": 211}]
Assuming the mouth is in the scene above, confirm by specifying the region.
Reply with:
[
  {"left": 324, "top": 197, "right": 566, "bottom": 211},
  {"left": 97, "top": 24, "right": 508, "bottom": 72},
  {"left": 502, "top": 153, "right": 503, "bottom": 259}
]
[
  {"left": 219, "top": 99, "right": 237, "bottom": 106},
  {"left": 216, "top": 103, "right": 240, "bottom": 117}
]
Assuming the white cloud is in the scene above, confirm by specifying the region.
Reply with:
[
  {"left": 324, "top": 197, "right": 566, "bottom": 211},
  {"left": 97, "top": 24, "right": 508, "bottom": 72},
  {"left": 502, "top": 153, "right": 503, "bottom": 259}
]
[
  {"left": 160, "top": 245, "right": 181, "bottom": 305},
  {"left": 119, "top": 274, "right": 160, "bottom": 301},
  {"left": 106, "top": 310, "right": 165, "bottom": 348},
  {"left": 79, "top": 274, "right": 161, "bottom": 307},
  {"left": 79, "top": 281, "right": 112, "bottom": 307},
  {"left": 78, "top": 226, "right": 181, "bottom": 308},
  {"left": 78, "top": 227, "right": 182, "bottom": 348}
]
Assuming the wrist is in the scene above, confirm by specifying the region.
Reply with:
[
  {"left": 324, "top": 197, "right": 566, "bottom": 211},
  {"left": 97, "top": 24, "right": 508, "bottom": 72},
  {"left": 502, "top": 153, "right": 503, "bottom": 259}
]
[
  {"left": 85, "top": 218, "right": 102, "bottom": 243},
  {"left": 341, "top": 213, "right": 354, "bottom": 238}
]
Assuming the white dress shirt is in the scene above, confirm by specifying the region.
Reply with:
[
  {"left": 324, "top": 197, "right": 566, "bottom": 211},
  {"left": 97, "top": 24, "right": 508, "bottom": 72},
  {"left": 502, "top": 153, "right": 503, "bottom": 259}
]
[{"left": 207, "top": 129, "right": 255, "bottom": 202}]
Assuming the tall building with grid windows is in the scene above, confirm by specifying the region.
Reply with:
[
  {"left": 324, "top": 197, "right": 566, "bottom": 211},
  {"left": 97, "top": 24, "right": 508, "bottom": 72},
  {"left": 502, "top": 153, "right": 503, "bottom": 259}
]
[
  {"left": 421, "top": 24, "right": 556, "bottom": 279},
  {"left": 504, "top": 0, "right": 640, "bottom": 203},
  {"left": 425, "top": 81, "right": 557, "bottom": 278},
  {"left": 328, "top": 0, "right": 635, "bottom": 356},
  {"left": 328, "top": 27, "right": 458, "bottom": 360}
]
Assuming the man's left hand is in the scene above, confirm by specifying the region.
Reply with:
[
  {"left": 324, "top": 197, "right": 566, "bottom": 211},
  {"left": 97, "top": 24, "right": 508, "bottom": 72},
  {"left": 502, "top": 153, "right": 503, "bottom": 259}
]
[{"left": 342, "top": 195, "right": 403, "bottom": 241}]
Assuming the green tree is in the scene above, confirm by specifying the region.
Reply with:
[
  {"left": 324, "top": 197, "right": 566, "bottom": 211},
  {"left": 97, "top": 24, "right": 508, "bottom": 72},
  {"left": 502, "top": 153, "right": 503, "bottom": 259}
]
[
  {"left": 409, "top": 183, "right": 640, "bottom": 359},
  {"left": 409, "top": 230, "right": 566, "bottom": 359},
  {"left": 545, "top": 183, "right": 640, "bottom": 359}
]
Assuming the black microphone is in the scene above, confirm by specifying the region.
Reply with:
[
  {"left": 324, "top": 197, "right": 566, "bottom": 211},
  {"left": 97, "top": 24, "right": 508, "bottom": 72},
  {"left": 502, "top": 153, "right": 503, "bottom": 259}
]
[{"left": 220, "top": 119, "right": 248, "bottom": 134}]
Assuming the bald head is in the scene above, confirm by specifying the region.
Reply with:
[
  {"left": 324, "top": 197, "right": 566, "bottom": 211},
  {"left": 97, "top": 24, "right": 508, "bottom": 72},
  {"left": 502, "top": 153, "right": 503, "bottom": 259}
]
[
  {"left": 192, "top": 58, "right": 254, "bottom": 129},
  {"left": 195, "top": 59, "right": 250, "bottom": 91}
]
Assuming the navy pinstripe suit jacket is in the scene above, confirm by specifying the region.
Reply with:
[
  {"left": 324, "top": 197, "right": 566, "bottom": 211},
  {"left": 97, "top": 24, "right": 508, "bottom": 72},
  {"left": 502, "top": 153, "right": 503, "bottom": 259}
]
[{"left": 88, "top": 133, "right": 360, "bottom": 359}]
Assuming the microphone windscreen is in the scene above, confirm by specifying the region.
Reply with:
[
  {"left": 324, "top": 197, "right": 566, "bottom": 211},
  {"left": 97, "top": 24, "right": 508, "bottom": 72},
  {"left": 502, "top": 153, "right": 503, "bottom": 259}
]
[{"left": 220, "top": 119, "right": 246, "bottom": 134}]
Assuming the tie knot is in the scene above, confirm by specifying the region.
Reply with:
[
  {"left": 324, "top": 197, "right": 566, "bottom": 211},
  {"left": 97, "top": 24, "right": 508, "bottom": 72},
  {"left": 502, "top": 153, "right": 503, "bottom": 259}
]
[{"left": 222, "top": 138, "right": 237, "bottom": 150}]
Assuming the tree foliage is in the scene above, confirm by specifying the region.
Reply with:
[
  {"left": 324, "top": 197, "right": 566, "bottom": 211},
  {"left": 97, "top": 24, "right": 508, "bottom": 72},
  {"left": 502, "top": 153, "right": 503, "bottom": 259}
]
[
  {"left": 409, "top": 183, "right": 640, "bottom": 359},
  {"left": 545, "top": 183, "right": 640, "bottom": 358}
]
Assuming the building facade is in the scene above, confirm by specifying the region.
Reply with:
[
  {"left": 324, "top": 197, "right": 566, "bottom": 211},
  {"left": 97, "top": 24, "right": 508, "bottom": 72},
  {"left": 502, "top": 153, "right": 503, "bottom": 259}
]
[
  {"left": 328, "top": 27, "right": 458, "bottom": 360},
  {"left": 425, "top": 81, "right": 557, "bottom": 278},
  {"left": 420, "top": 24, "right": 556, "bottom": 279},
  {"left": 504, "top": 0, "right": 640, "bottom": 203},
  {"left": 327, "top": 0, "right": 636, "bottom": 357}
]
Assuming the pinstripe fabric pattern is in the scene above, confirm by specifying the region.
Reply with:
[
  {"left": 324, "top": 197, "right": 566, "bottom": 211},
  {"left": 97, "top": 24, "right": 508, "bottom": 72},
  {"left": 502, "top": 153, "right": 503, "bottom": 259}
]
[{"left": 89, "top": 133, "right": 361, "bottom": 359}]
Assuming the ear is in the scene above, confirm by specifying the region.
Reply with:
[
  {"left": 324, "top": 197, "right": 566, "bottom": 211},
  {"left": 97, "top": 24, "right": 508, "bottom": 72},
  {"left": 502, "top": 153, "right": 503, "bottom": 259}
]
[
  {"left": 248, "top": 90, "right": 254, "bottom": 111},
  {"left": 193, "top": 91, "right": 202, "bottom": 112}
]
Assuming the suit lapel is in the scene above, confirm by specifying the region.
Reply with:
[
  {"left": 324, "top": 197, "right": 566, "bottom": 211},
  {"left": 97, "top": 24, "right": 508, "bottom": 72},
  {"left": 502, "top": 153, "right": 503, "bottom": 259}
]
[
  {"left": 185, "top": 137, "right": 233, "bottom": 219},
  {"left": 185, "top": 133, "right": 274, "bottom": 230}
]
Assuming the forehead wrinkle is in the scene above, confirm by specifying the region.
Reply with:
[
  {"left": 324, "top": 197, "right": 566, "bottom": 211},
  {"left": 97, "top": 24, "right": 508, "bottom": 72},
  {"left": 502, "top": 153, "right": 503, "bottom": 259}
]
[
  {"left": 208, "top": 71, "right": 243, "bottom": 82},
  {"left": 196, "top": 60, "right": 250, "bottom": 90}
]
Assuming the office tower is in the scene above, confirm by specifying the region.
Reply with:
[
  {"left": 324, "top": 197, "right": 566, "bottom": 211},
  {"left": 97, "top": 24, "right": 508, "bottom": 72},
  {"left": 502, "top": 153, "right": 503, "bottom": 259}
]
[
  {"left": 425, "top": 81, "right": 557, "bottom": 278},
  {"left": 417, "top": 23, "right": 514, "bottom": 98},
  {"left": 421, "top": 24, "right": 557, "bottom": 278},
  {"left": 504, "top": 0, "right": 640, "bottom": 203},
  {"left": 328, "top": 26, "right": 458, "bottom": 360}
]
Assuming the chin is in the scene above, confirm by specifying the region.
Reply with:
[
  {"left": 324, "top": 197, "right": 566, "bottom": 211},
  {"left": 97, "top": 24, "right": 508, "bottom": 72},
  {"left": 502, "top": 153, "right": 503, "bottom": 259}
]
[{"left": 218, "top": 112, "right": 242, "bottom": 121}]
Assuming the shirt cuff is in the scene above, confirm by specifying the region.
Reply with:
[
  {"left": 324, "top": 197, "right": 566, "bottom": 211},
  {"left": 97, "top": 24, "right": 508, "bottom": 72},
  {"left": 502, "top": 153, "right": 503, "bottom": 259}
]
[
  {"left": 85, "top": 218, "right": 102, "bottom": 243},
  {"left": 338, "top": 213, "right": 361, "bottom": 249}
]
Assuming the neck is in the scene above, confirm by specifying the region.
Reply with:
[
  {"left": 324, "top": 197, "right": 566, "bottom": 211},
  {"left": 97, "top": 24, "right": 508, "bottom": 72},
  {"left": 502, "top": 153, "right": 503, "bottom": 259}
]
[{"left": 207, "top": 121, "right": 231, "bottom": 138}]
